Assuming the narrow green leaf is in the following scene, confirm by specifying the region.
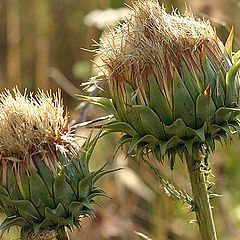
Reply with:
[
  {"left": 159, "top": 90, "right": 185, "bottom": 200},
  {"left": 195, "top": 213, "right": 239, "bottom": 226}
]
[
  {"left": 78, "top": 169, "right": 103, "bottom": 199},
  {"left": 233, "top": 49, "right": 240, "bottom": 63},
  {"left": 80, "top": 132, "right": 101, "bottom": 174},
  {"left": 215, "top": 107, "right": 237, "bottom": 124},
  {"left": 173, "top": 70, "right": 195, "bottom": 128},
  {"left": 54, "top": 169, "right": 76, "bottom": 207},
  {"left": 138, "top": 135, "right": 159, "bottom": 144},
  {"left": 88, "top": 187, "right": 109, "bottom": 200},
  {"left": 196, "top": 89, "right": 216, "bottom": 128},
  {"left": 58, "top": 154, "right": 80, "bottom": 196},
  {"left": 216, "top": 131, "right": 229, "bottom": 146},
  {"left": 105, "top": 121, "right": 138, "bottom": 136},
  {"left": 159, "top": 139, "right": 168, "bottom": 156},
  {"left": 124, "top": 106, "right": 144, "bottom": 136},
  {"left": 201, "top": 51, "right": 217, "bottom": 88},
  {"left": 57, "top": 215, "right": 74, "bottom": 228},
  {"left": 153, "top": 145, "right": 162, "bottom": 163},
  {"left": 136, "top": 143, "right": 149, "bottom": 162},
  {"left": 164, "top": 118, "right": 187, "bottom": 139},
  {"left": 194, "top": 66, "right": 206, "bottom": 92},
  {"left": 210, "top": 123, "right": 231, "bottom": 137},
  {"left": 0, "top": 195, "right": 15, "bottom": 216},
  {"left": 0, "top": 186, "right": 9, "bottom": 196},
  {"left": 69, "top": 201, "right": 83, "bottom": 217},
  {"left": 205, "top": 136, "right": 215, "bottom": 152},
  {"left": 125, "top": 83, "right": 137, "bottom": 105},
  {"left": 34, "top": 156, "right": 54, "bottom": 195},
  {"left": 80, "top": 198, "right": 91, "bottom": 209},
  {"left": 29, "top": 167, "right": 55, "bottom": 217},
  {"left": 126, "top": 105, "right": 165, "bottom": 138},
  {"left": 184, "top": 139, "right": 194, "bottom": 155},
  {"left": 7, "top": 167, "right": 22, "bottom": 200},
  {"left": 33, "top": 218, "right": 52, "bottom": 234},
  {"left": 128, "top": 134, "right": 158, "bottom": 155},
  {"left": 18, "top": 172, "right": 30, "bottom": 200},
  {"left": 225, "top": 59, "right": 240, "bottom": 106},
  {"left": 78, "top": 96, "right": 118, "bottom": 117},
  {"left": 127, "top": 135, "right": 141, "bottom": 155},
  {"left": 45, "top": 203, "right": 66, "bottom": 225},
  {"left": 209, "top": 124, "right": 223, "bottom": 136},
  {"left": 165, "top": 136, "right": 183, "bottom": 150},
  {"left": 0, "top": 216, "right": 29, "bottom": 233},
  {"left": 111, "top": 81, "right": 127, "bottom": 120},
  {"left": 225, "top": 27, "right": 234, "bottom": 58},
  {"left": 113, "top": 135, "right": 132, "bottom": 157},
  {"left": 229, "top": 120, "right": 240, "bottom": 134},
  {"left": 33, "top": 222, "right": 42, "bottom": 235},
  {"left": 10, "top": 200, "right": 41, "bottom": 219},
  {"left": 182, "top": 62, "right": 201, "bottom": 101},
  {"left": 188, "top": 125, "right": 206, "bottom": 142},
  {"left": 92, "top": 168, "right": 118, "bottom": 184},
  {"left": 212, "top": 72, "right": 225, "bottom": 108},
  {"left": 148, "top": 75, "right": 173, "bottom": 124}
]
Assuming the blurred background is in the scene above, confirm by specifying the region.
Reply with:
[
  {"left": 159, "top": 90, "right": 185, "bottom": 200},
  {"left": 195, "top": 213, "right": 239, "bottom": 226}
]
[{"left": 1, "top": 0, "right": 240, "bottom": 239}]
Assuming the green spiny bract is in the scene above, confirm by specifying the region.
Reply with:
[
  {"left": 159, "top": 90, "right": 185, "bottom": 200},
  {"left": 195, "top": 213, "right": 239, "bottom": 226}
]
[
  {"left": 0, "top": 89, "right": 110, "bottom": 239},
  {"left": 84, "top": 0, "right": 240, "bottom": 167}
]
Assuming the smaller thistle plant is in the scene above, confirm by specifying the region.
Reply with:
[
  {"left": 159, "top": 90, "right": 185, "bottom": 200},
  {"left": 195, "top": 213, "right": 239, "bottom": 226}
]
[
  {"left": 81, "top": 0, "right": 240, "bottom": 239},
  {"left": 0, "top": 88, "right": 111, "bottom": 240}
]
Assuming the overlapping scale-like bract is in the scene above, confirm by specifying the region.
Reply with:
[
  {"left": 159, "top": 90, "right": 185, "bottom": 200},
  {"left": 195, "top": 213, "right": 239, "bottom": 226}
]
[
  {"left": 0, "top": 89, "right": 110, "bottom": 239},
  {"left": 87, "top": 0, "right": 240, "bottom": 166}
]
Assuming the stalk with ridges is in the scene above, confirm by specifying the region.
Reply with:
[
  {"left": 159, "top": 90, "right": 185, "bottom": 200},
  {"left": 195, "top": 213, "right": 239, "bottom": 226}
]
[{"left": 186, "top": 151, "right": 217, "bottom": 240}]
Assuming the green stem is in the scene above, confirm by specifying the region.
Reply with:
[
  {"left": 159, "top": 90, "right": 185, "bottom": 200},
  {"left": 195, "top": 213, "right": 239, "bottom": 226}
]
[
  {"left": 186, "top": 151, "right": 217, "bottom": 240},
  {"left": 143, "top": 159, "right": 194, "bottom": 207},
  {"left": 56, "top": 227, "right": 69, "bottom": 240}
]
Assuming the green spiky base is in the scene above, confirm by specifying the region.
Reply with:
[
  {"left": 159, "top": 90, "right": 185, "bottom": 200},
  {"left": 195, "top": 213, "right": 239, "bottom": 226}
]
[
  {"left": 56, "top": 227, "right": 69, "bottom": 240},
  {"left": 79, "top": 34, "right": 240, "bottom": 239},
  {"left": 100, "top": 106, "right": 240, "bottom": 166},
  {"left": 0, "top": 134, "right": 113, "bottom": 239},
  {"left": 81, "top": 91, "right": 240, "bottom": 168}
]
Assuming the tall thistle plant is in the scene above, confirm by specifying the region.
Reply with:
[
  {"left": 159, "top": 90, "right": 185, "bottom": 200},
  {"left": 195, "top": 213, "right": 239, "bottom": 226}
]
[
  {"left": 0, "top": 89, "right": 111, "bottom": 240},
  {"left": 82, "top": 0, "right": 240, "bottom": 239}
]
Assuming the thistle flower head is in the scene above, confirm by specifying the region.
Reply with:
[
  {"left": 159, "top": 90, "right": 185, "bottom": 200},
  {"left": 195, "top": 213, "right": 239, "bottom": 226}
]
[
  {"left": 90, "top": 0, "right": 240, "bottom": 165},
  {"left": 0, "top": 88, "right": 70, "bottom": 163},
  {"left": 98, "top": 0, "right": 227, "bottom": 87},
  {"left": 0, "top": 89, "right": 111, "bottom": 239}
]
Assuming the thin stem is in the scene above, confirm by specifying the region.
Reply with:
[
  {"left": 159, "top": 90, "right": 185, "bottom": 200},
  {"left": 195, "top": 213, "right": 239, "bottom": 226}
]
[
  {"left": 143, "top": 158, "right": 194, "bottom": 208},
  {"left": 186, "top": 150, "right": 217, "bottom": 240},
  {"left": 56, "top": 227, "right": 69, "bottom": 240}
]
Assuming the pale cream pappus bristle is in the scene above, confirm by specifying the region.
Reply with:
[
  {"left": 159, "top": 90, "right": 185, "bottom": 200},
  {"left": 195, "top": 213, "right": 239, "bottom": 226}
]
[
  {"left": 97, "top": 0, "right": 225, "bottom": 90},
  {"left": 0, "top": 88, "right": 77, "bottom": 173}
]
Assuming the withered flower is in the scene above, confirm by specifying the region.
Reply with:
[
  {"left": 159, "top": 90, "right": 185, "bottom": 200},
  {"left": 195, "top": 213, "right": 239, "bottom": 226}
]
[
  {"left": 83, "top": 1, "right": 240, "bottom": 239},
  {"left": 0, "top": 89, "right": 110, "bottom": 240}
]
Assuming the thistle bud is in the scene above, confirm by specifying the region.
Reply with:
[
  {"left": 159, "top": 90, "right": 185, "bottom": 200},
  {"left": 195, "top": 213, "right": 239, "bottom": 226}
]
[
  {"left": 0, "top": 89, "right": 109, "bottom": 239},
  {"left": 93, "top": 0, "right": 240, "bottom": 164}
]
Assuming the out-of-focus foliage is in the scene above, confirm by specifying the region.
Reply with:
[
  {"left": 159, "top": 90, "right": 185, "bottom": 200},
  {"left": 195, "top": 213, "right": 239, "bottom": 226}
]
[{"left": 1, "top": 0, "right": 240, "bottom": 239}]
